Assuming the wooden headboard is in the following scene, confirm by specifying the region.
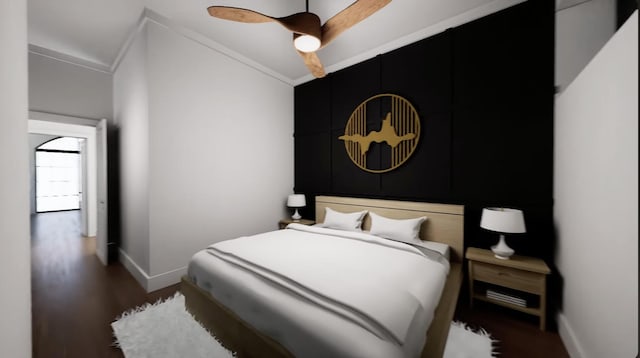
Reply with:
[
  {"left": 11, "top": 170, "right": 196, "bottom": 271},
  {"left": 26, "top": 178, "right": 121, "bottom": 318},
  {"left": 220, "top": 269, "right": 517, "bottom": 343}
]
[{"left": 315, "top": 196, "right": 465, "bottom": 262}]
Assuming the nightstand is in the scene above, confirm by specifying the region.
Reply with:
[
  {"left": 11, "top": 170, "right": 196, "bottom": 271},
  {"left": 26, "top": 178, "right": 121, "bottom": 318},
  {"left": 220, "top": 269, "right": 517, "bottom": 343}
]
[
  {"left": 466, "top": 247, "right": 551, "bottom": 330},
  {"left": 278, "top": 218, "right": 315, "bottom": 229}
]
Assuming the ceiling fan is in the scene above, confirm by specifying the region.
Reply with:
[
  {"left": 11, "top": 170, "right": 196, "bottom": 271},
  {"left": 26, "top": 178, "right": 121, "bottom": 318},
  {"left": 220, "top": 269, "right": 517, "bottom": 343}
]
[{"left": 207, "top": 0, "right": 392, "bottom": 78}]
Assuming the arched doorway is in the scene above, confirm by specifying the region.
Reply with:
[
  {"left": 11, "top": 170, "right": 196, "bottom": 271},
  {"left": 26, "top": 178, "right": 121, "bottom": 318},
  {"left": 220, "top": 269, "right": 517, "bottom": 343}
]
[{"left": 34, "top": 136, "right": 83, "bottom": 213}]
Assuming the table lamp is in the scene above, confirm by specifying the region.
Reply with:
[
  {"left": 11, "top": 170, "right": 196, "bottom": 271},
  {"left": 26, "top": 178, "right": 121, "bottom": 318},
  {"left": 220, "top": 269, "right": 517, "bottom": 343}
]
[
  {"left": 287, "top": 194, "right": 306, "bottom": 221},
  {"left": 480, "top": 207, "right": 526, "bottom": 259}
]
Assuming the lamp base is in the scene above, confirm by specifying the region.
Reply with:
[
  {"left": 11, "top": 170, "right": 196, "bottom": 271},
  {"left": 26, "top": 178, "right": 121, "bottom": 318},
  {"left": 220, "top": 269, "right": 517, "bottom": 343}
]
[
  {"left": 491, "top": 234, "right": 514, "bottom": 260},
  {"left": 291, "top": 209, "right": 301, "bottom": 221}
]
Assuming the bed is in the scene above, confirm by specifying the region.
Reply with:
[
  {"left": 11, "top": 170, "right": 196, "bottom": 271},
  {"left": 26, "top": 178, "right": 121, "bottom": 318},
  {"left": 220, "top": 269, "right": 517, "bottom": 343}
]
[{"left": 181, "top": 196, "right": 464, "bottom": 358}]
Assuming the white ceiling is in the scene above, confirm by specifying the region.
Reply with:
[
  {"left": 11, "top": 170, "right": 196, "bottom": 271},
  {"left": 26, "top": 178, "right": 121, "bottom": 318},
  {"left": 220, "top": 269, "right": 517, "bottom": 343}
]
[{"left": 28, "top": 0, "right": 524, "bottom": 84}]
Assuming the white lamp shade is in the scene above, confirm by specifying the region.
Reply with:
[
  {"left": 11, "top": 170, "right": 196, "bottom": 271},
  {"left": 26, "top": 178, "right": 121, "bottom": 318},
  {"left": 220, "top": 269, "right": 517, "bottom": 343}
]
[
  {"left": 287, "top": 194, "right": 306, "bottom": 208},
  {"left": 480, "top": 208, "right": 526, "bottom": 234}
]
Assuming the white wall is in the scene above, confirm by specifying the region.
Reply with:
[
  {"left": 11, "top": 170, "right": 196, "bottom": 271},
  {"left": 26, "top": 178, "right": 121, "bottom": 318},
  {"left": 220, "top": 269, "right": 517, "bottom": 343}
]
[
  {"left": 145, "top": 20, "right": 294, "bottom": 281},
  {"left": 29, "top": 51, "right": 113, "bottom": 120},
  {"left": 554, "top": 12, "right": 638, "bottom": 358},
  {"left": 555, "top": 0, "right": 616, "bottom": 92},
  {"left": 113, "top": 24, "right": 151, "bottom": 277},
  {"left": 0, "top": 0, "right": 31, "bottom": 356},
  {"left": 114, "top": 17, "right": 294, "bottom": 291}
]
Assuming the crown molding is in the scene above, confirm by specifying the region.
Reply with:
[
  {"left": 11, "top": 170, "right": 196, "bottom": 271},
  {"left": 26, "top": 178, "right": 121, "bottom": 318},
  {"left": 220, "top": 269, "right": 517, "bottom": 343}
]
[
  {"left": 110, "top": 8, "right": 293, "bottom": 86},
  {"left": 28, "top": 44, "right": 112, "bottom": 74},
  {"left": 556, "top": 0, "right": 591, "bottom": 11}
]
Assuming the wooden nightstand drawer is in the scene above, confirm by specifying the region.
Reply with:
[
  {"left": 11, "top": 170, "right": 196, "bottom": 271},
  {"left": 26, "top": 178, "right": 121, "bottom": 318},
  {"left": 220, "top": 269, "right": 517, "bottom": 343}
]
[
  {"left": 474, "top": 262, "right": 544, "bottom": 294},
  {"left": 466, "top": 247, "right": 551, "bottom": 330}
]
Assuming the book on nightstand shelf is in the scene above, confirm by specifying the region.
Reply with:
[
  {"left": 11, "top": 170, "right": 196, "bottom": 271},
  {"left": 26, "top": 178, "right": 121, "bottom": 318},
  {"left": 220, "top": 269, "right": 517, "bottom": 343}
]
[{"left": 486, "top": 289, "right": 527, "bottom": 307}]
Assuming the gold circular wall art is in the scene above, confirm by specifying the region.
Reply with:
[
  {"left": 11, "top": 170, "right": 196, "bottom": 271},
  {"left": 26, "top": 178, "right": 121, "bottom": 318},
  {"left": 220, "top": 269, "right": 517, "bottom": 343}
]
[{"left": 339, "top": 94, "right": 421, "bottom": 173}]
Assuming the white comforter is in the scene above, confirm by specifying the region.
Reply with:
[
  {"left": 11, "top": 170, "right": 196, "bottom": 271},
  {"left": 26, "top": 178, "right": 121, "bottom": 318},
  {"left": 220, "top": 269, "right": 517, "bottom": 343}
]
[{"left": 191, "top": 224, "right": 449, "bottom": 358}]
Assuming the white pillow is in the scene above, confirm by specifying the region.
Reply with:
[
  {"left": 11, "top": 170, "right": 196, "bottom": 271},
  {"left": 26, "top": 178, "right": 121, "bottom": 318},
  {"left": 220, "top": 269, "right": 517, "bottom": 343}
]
[
  {"left": 369, "top": 212, "right": 427, "bottom": 244},
  {"left": 322, "top": 207, "right": 368, "bottom": 231}
]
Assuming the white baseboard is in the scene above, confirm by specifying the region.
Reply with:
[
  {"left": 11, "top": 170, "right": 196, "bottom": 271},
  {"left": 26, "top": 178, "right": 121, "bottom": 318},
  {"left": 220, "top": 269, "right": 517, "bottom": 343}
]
[
  {"left": 118, "top": 248, "right": 149, "bottom": 289},
  {"left": 557, "top": 312, "right": 587, "bottom": 358},
  {"left": 118, "top": 248, "right": 186, "bottom": 293},
  {"left": 147, "top": 265, "right": 187, "bottom": 292}
]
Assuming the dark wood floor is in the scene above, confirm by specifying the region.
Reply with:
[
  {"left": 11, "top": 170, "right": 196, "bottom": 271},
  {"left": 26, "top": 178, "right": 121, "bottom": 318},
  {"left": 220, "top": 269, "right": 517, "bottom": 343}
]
[
  {"left": 31, "top": 211, "right": 179, "bottom": 358},
  {"left": 454, "top": 298, "right": 569, "bottom": 357},
  {"left": 32, "top": 211, "right": 568, "bottom": 357}
]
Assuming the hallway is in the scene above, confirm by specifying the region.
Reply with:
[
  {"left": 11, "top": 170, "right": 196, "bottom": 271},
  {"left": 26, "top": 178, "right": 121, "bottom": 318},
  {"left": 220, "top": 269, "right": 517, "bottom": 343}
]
[{"left": 31, "top": 211, "right": 178, "bottom": 357}]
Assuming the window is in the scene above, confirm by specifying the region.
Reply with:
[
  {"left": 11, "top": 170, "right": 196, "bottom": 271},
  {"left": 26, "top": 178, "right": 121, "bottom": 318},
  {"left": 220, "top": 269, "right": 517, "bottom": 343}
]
[{"left": 36, "top": 137, "right": 82, "bottom": 212}]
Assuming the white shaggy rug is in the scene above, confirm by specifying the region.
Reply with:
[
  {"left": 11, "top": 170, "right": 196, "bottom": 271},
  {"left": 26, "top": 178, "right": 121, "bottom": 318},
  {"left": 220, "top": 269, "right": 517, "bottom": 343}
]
[
  {"left": 444, "top": 321, "right": 496, "bottom": 358},
  {"left": 112, "top": 293, "right": 234, "bottom": 358},
  {"left": 112, "top": 293, "right": 495, "bottom": 358}
]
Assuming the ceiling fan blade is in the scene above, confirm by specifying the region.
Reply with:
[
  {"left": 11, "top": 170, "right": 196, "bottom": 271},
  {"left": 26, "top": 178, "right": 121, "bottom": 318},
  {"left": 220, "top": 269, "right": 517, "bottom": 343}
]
[
  {"left": 208, "top": 8, "right": 321, "bottom": 39},
  {"left": 320, "top": 0, "right": 392, "bottom": 47},
  {"left": 297, "top": 50, "right": 326, "bottom": 78},
  {"left": 207, "top": 6, "right": 275, "bottom": 23},
  {"left": 278, "top": 12, "right": 322, "bottom": 38}
]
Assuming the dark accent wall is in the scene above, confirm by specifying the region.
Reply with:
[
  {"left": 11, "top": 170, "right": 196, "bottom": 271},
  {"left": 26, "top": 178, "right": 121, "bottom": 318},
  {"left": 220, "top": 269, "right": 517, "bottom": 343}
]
[
  {"left": 294, "top": 1, "right": 555, "bottom": 261},
  {"left": 617, "top": 0, "right": 638, "bottom": 28}
]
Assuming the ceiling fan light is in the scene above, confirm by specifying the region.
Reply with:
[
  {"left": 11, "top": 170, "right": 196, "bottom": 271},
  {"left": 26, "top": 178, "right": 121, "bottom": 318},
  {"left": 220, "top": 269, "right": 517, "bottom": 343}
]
[{"left": 294, "top": 34, "right": 321, "bottom": 52}]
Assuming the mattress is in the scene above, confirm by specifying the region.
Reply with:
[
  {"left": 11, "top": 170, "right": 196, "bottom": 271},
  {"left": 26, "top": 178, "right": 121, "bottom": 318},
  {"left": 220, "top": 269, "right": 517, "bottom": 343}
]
[{"left": 187, "top": 224, "right": 449, "bottom": 358}]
